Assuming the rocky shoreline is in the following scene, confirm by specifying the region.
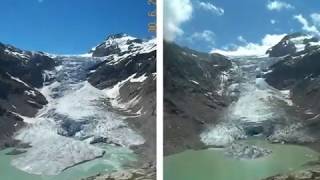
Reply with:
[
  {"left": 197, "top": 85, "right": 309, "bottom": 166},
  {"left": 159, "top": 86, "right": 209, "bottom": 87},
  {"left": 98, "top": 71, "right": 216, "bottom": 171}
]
[
  {"left": 225, "top": 142, "right": 272, "bottom": 159},
  {"left": 83, "top": 162, "right": 156, "bottom": 180}
]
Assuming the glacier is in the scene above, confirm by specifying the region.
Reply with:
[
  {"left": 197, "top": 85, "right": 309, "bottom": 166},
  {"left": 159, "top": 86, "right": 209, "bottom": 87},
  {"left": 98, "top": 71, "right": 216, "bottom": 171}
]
[{"left": 12, "top": 57, "right": 144, "bottom": 175}]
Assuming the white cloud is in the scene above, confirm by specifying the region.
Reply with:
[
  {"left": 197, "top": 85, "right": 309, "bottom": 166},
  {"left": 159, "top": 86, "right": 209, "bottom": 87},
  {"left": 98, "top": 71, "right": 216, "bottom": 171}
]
[
  {"left": 188, "top": 30, "right": 215, "bottom": 44},
  {"left": 270, "top": 19, "right": 277, "bottom": 24},
  {"left": 267, "top": 1, "right": 294, "bottom": 11},
  {"left": 237, "top": 36, "right": 247, "bottom": 43},
  {"left": 164, "top": 0, "right": 193, "bottom": 41},
  {"left": 293, "top": 14, "right": 320, "bottom": 36},
  {"left": 211, "top": 34, "right": 286, "bottom": 57},
  {"left": 197, "top": 1, "right": 224, "bottom": 16},
  {"left": 311, "top": 13, "right": 320, "bottom": 27}
]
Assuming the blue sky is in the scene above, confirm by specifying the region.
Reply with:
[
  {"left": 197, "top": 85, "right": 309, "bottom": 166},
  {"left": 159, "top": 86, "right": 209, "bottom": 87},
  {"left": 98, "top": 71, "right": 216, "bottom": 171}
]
[
  {"left": 0, "top": 0, "right": 155, "bottom": 54},
  {"left": 164, "top": 0, "right": 320, "bottom": 55}
]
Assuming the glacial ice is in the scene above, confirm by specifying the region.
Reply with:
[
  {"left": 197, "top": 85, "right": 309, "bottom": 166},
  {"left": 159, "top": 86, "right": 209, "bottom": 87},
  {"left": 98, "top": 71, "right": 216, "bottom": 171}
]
[
  {"left": 201, "top": 124, "right": 247, "bottom": 147},
  {"left": 14, "top": 58, "right": 144, "bottom": 175},
  {"left": 201, "top": 58, "right": 295, "bottom": 146},
  {"left": 13, "top": 119, "right": 105, "bottom": 175}
]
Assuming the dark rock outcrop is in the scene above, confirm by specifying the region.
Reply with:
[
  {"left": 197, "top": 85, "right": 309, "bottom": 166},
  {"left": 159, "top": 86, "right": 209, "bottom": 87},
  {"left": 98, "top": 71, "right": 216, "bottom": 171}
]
[
  {"left": 164, "top": 41, "right": 233, "bottom": 155},
  {"left": 88, "top": 34, "right": 156, "bottom": 89},
  {"left": 264, "top": 34, "right": 320, "bottom": 139},
  {"left": 88, "top": 51, "right": 156, "bottom": 89},
  {"left": 267, "top": 32, "right": 320, "bottom": 57},
  {"left": 265, "top": 44, "right": 320, "bottom": 117},
  {"left": 88, "top": 34, "right": 157, "bottom": 162},
  {"left": 265, "top": 49, "right": 320, "bottom": 90},
  {"left": 0, "top": 42, "right": 56, "bottom": 148},
  {"left": 0, "top": 43, "right": 56, "bottom": 87}
]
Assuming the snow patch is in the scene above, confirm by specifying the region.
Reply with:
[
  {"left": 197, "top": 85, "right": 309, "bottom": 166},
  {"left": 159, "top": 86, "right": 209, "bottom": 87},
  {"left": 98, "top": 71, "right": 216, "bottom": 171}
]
[
  {"left": 104, "top": 74, "right": 143, "bottom": 112},
  {"left": 4, "top": 48, "right": 30, "bottom": 59},
  {"left": 24, "top": 90, "right": 36, "bottom": 97},
  {"left": 189, "top": 80, "right": 199, "bottom": 85},
  {"left": 130, "top": 74, "right": 148, "bottom": 83},
  {"left": 7, "top": 73, "right": 31, "bottom": 88}
]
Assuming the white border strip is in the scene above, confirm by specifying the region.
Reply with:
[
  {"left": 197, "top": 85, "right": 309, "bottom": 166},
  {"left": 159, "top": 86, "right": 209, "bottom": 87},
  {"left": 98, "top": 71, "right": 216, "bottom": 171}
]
[{"left": 156, "top": 0, "right": 164, "bottom": 179}]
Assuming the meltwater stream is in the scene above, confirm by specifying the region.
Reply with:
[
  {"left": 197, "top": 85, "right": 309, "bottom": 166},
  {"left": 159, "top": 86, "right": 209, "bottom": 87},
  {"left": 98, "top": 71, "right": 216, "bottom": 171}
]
[
  {"left": 0, "top": 57, "right": 144, "bottom": 179},
  {"left": 165, "top": 57, "right": 319, "bottom": 180}
]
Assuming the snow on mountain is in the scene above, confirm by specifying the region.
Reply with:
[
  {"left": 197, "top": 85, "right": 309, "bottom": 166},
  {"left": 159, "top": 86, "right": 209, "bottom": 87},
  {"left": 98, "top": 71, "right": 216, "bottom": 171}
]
[
  {"left": 0, "top": 42, "right": 57, "bottom": 149},
  {"left": 88, "top": 33, "right": 156, "bottom": 116},
  {"left": 86, "top": 34, "right": 156, "bottom": 163},
  {"left": 89, "top": 33, "right": 156, "bottom": 65},
  {"left": 267, "top": 32, "right": 320, "bottom": 57}
]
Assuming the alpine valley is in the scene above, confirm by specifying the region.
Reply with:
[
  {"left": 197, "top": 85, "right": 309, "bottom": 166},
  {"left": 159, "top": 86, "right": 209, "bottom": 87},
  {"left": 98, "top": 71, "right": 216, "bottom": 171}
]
[
  {"left": 164, "top": 32, "right": 320, "bottom": 180},
  {"left": 0, "top": 33, "right": 156, "bottom": 180}
]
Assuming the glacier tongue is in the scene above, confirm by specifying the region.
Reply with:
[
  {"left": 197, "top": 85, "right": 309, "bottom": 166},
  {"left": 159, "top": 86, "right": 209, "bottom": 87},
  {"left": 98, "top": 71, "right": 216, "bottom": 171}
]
[
  {"left": 13, "top": 57, "right": 144, "bottom": 175},
  {"left": 12, "top": 118, "right": 105, "bottom": 175},
  {"left": 201, "top": 57, "right": 294, "bottom": 146},
  {"left": 200, "top": 124, "right": 247, "bottom": 147}
]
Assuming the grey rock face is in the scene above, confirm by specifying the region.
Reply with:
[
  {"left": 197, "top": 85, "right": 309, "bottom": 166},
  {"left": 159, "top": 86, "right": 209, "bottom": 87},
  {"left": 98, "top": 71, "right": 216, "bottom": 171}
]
[
  {"left": 265, "top": 40, "right": 320, "bottom": 142},
  {"left": 164, "top": 42, "right": 233, "bottom": 155},
  {"left": 266, "top": 32, "right": 319, "bottom": 57},
  {"left": 0, "top": 42, "right": 56, "bottom": 148}
]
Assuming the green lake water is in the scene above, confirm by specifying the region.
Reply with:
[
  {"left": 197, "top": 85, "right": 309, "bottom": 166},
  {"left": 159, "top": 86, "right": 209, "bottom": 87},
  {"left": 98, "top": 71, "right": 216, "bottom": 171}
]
[
  {"left": 164, "top": 140, "right": 319, "bottom": 180},
  {"left": 0, "top": 145, "right": 136, "bottom": 180}
]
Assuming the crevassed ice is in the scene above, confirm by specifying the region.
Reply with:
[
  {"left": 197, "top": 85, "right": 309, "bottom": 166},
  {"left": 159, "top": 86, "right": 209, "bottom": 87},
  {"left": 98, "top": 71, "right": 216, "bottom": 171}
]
[
  {"left": 230, "top": 78, "right": 292, "bottom": 123},
  {"left": 201, "top": 124, "right": 247, "bottom": 146},
  {"left": 54, "top": 81, "right": 144, "bottom": 146},
  {"left": 55, "top": 82, "right": 105, "bottom": 120},
  {"left": 14, "top": 59, "right": 144, "bottom": 175},
  {"left": 201, "top": 60, "right": 294, "bottom": 146},
  {"left": 12, "top": 118, "right": 105, "bottom": 175}
]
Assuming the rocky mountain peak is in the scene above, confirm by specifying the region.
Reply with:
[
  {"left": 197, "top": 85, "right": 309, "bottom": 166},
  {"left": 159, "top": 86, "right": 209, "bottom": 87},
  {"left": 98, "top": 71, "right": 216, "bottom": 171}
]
[
  {"left": 267, "top": 32, "right": 320, "bottom": 57},
  {"left": 90, "top": 33, "right": 141, "bottom": 57},
  {"left": 89, "top": 34, "right": 156, "bottom": 67},
  {"left": 0, "top": 42, "right": 50, "bottom": 61}
]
